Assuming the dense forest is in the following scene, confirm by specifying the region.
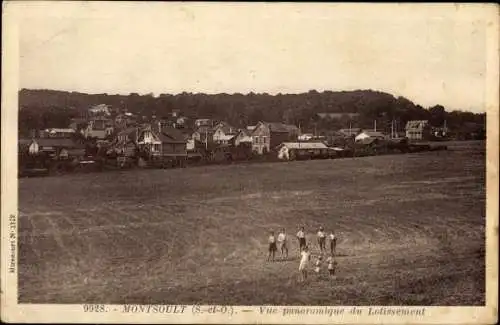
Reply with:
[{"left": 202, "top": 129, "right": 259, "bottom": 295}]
[{"left": 18, "top": 88, "right": 486, "bottom": 137}]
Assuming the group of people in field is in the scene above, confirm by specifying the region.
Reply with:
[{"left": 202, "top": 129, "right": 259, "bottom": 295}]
[{"left": 267, "top": 226, "right": 338, "bottom": 282}]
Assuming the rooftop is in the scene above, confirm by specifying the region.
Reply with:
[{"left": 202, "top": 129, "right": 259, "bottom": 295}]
[{"left": 278, "top": 142, "right": 329, "bottom": 150}]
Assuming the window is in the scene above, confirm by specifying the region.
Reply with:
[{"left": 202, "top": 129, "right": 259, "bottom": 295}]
[{"left": 253, "top": 136, "right": 258, "bottom": 144}]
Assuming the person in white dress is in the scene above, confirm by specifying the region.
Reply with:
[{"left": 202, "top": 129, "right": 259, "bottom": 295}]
[
  {"left": 296, "top": 227, "right": 306, "bottom": 253},
  {"left": 298, "top": 246, "right": 311, "bottom": 282},
  {"left": 277, "top": 228, "right": 288, "bottom": 259}
]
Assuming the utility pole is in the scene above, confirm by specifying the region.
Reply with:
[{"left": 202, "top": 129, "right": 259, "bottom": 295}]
[
  {"left": 391, "top": 120, "right": 394, "bottom": 139},
  {"left": 374, "top": 120, "right": 377, "bottom": 132},
  {"left": 298, "top": 122, "right": 301, "bottom": 149}
]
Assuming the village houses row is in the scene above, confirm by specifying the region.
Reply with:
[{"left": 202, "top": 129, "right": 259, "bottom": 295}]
[{"left": 19, "top": 104, "right": 442, "bottom": 162}]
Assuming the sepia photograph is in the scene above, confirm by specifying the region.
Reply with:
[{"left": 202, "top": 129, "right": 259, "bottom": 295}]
[{"left": 2, "top": 2, "right": 498, "bottom": 324}]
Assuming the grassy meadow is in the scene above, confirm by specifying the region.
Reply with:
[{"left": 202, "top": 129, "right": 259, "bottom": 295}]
[{"left": 18, "top": 141, "right": 486, "bottom": 305}]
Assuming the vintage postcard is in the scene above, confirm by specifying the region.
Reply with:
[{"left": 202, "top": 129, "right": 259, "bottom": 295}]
[{"left": 1, "top": 1, "right": 498, "bottom": 324}]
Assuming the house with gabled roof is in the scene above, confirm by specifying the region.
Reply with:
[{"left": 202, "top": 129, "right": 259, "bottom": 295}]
[
  {"left": 338, "top": 128, "right": 361, "bottom": 137},
  {"left": 250, "top": 121, "right": 300, "bottom": 154},
  {"left": 405, "top": 120, "right": 431, "bottom": 140},
  {"left": 213, "top": 122, "right": 238, "bottom": 145},
  {"left": 232, "top": 129, "right": 253, "bottom": 147},
  {"left": 192, "top": 125, "right": 215, "bottom": 144},
  {"left": 158, "top": 126, "right": 187, "bottom": 158},
  {"left": 20, "top": 138, "right": 85, "bottom": 160},
  {"left": 355, "top": 130, "right": 386, "bottom": 142}
]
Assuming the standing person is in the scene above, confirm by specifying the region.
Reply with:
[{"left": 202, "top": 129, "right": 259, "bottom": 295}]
[
  {"left": 298, "top": 246, "right": 311, "bottom": 282},
  {"left": 296, "top": 227, "right": 306, "bottom": 253},
  {"left": 317, "top": 226, "right": 326, "bottom": 254},
  {"left": 327, "top": 255, "right": 337, "bottom": 279},
  {"left": 267, "top": 231, "right": 277, "bottom": 262},
  {"left": 314, "top": 255, "right": 323, "bottom": 274},
  {"left": 329, "top": 231, "right": 337, "bottom": 256},
  {"left": 277, "top": 228, "right": 288, "bottom": 260}
]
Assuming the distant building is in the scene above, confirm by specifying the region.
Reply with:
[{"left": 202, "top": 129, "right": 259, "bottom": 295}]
[
  {"left": 158, "top": 126, "right": 187, "bottom": 158},
  {"left": 232, "top": 129, "right": 253, "bottom": 146},
  {"left": 298, "top": 133, "right": 314, "bottom": 141},
  {"left": 250, "top": 121, "right": 300, "bottom": 155},
  {"left": 85, "top": 117, "right": 114, "bottom": 139},
  {"left": 21, "top": 138, "right": 84, "bottom": 159},
  {"left": 338, "top": 128, "right": 361, "bottom": 137},
  {"left": 355, "top": 130, "right": 386, "bottom": 142},
  {"left": 277, "top": 142, "right": 329, "bottom": 160},
  {"left": 317, "top": 112, "right": 360, "bottom": 120},
  {"left": 44, "top": 128, "right": 75, "bottom": 138},
  {"left": 88, "top": 104, "right": 111, "bottom": 116},
  {"left": 194, "top": 119, "right": 213, "bottom": 128},
  {"left": 405, "top": 120, "right": 431, "bottom": 141},
  {"left": 213, "top": 122, "right": 238, "bottom": 145},
  {"left": 192, "top": 126, "right": 215, "bottom": 144}
]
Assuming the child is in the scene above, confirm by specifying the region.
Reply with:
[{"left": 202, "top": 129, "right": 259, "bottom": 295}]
[
  {"left": 329, "top": 231, "right": 337, "bottom": 256},
  {"left": 314, "top": 255, "right": 323, "bottom": 274},
  {"left": 277, "top": 228, "right": 288, "bottom": 259},
  {"left": 317, "top": 226, "right": 326, "bottom": 254},
  {"left": 268, "top": 231, "right": 277, "bottom": 262},
  {"left": 327, "top": 255, "right": 337, "bottom": 279},
  {"left": 296, "top": 227, "right": 306, "bottom": 253},
  {"left": 298, "top": 245, "right": 311, "bottom": 282}
]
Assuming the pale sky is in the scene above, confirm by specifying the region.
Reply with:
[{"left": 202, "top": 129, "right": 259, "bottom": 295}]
[{"left": 9, "top": 2, "right": 498, "bottom": 112}]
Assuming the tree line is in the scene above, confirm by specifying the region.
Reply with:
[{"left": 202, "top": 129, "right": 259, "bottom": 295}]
[{"left": 18, "top": 88, "right": 486, "bottom": 137}]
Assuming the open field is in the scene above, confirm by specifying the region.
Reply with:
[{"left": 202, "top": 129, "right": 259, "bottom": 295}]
[{"left": 18, "top": 141, "right": 486, "bottom": 305}]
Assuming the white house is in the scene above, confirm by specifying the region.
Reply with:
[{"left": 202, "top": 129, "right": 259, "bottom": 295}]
[
  {"left": 213, "top": 122, "right": 237, "bottom": 144},
  {"left": 44, "top": 128, "right": 76, "bottom": 138},
  {"left": 88, "top": 104, "right": 111, "bottom": 116},
  {"left": 137, "top": 126, "right": 162, "bottom": 156},
  {"left": 232, "top": 130, "right": 253, "bottom": 146},
  {"left": 355, "top": 130, "right": 386, "bottom": 142},
  {"left": 277, "top": 142, "right": 329, "bottom": 160},
  {"left": 405, "top": 120, "right": 431, "bottom": 140},
  {"left": 298, "top": 133, "right": 314, "bottom": 141},
  {"left": 194, "top": 119, "right": 213, "bottom": 128}
]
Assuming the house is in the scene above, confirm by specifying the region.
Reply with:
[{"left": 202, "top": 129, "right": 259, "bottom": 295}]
[
  {"left": 137, "top": 125, "right": 163, "bottom": 157},
  {"left": 192, "top": 126, "right": 215, "bottom": 144},
  {"left": 317, "top": 112, "right": 360, "bottom": 120},
  {"left": 277, "top": 142, "right": 329, "bottom": 160},
  {"left": 23, "top": 138, "right": 84, "bottom": 159},
  {"left": 194, "top": 118, "right": 213, "bottom": 128},
  {"left": 338, "top": 128, "right": 361, "bottom": 137},
  {"left": 18, "top": 138, "right": 37, "bottom": 156},
  {"left": 85, "top": 117, "right": 114, "bottom": 139},
  {"left": 405, "top": 120, "right": 431, "bottom": 141},
  {"left": 232, "top": 129, "right": 253, "bottom": 147},
  {"left": 109, "top": 127, "right": 139, "bottom": 157},
  {"left": 43, "top": 128, "right": 76, "bottom": 138},
  {"left": 355, "top": 130, "right": 386, "bottom": 142},
  {"left": 88, "top": 104, "right": 111, "bottom": 116},
  {"left": 213, "top": 122, "right": 238, "bottom": 144},
  {"left": 158, "top": 126, "right": 188, "bottom": 158},
  {"left": 298, "top": 133, "right": 314, "bottom": 141},
  {"left": 114, "top": 113, "right": 138, "bottom": 129},
  {"left": 250, "top": 122, "right": 300, "bottom": 154}
]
